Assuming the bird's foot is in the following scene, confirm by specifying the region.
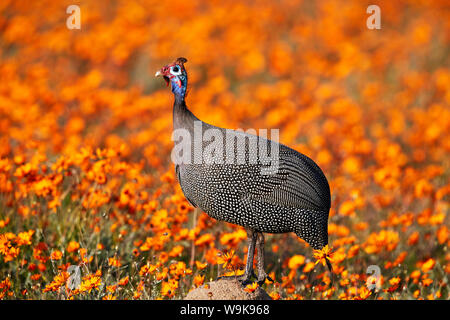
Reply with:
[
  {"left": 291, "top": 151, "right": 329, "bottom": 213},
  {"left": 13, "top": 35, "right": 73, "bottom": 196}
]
[
  {"left": 256, "top": 272, "right": 274, "bottom": 286},
  {"left": 217, "top": 270, "right": 257, "bottom": 286}
]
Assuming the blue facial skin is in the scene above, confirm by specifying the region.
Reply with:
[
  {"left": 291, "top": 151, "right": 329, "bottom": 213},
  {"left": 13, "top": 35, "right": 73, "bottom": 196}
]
[{"left": 171, "top": 72, "right": 188, "bottom": 100}]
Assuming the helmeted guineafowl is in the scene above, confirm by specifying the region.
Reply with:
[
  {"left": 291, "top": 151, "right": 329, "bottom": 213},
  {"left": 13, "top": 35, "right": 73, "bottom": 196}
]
[{"left": 156, "top": 57, "right": 332, "bottom": 285}]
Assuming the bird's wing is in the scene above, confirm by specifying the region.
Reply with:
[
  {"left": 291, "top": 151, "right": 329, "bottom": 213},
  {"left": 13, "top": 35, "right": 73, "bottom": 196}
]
[
  {"left": 175, "top": 164, "right": 197, "bottom": 207},
  {"left": 245, "top": 145, "right": 331, "bottom": 212}
]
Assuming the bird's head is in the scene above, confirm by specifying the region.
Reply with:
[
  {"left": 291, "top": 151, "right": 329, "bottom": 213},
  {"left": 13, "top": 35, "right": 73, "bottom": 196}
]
[{"left": 155, "top": 57, "right": 188, "bottom": 98}]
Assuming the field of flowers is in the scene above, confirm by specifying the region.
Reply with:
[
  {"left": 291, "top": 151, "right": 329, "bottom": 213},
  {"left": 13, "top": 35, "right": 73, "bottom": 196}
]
[{"left": 0, "top": 0, "right": 449, "bottom": 300}]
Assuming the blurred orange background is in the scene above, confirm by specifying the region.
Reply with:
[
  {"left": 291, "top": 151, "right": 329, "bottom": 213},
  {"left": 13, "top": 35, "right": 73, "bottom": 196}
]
[{"left": 0, "top": 0, "right": 448, "bottom": 300}]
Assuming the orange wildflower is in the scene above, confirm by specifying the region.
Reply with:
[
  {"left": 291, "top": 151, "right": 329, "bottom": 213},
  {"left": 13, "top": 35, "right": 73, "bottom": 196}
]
[
  {"left": 16, "top": 230, "right": 34, "bottom": 246},
  {"left": 108, "top": 256, "right": 121, "bottom": 267},
  {"left": 118, "top": 276, "right": 129, "bottom": 286},
  {"left": 193, "top": 275, "right": 205, "bottom": 287},
  {"left": 364, "top": 230, "right": 399, "bottom": 254},
  {"left": 79, "top": 248, "right": 93, "bottom": 264},
  {"left": 408, "top": 232, "right": 420, "bottom": 246},
  {"left": 50, "top": 250, "right": 63, "bottom": 261},
  {"left": 421, "top": 278, "right": 433, "bottom": 287},
  {"left": 421, "top": 258, "right": 435, "bottom": 273},
  {"left": 303, "top": 262, "right": 316, "bottom": 273},
  {"left": 437, "top": 225, "right": 449, "bottom": 244},
  {"left": 139, "top": 263, "right": 157, "bottom": 277},
  {"left": 244, "top": 282, "right": 258, "bottom": 293},
  {"left": 313, "top": 245, "right": 333, "bottom": 268},
  {"left": 195, "top": 261, "right": 208, "bottom": 270},
  {"left": 0, "top": 218, "right": 10, "bottom": 228},
  {"left": 288, "top": 255, "right": 305, "bottom": 269},
  {"left": 67, "top": 241, "right": 80, "bottom": 253},
  {"left": 217, "top": 250, "right": 235, "bottom": 270},
  {"left": 43, "top": 272, "right": 70, "bottom": 293},
  {"left": 168, "top": 245, "right": 184, "bottom": 257},
  {"left": 194, "top": 233, "right": 215, "bottom": 247},
  {"left": 356, "top": 286, "right": 371, "bottom": 300},
  {"left": 79, "top": 273, "right": 102, "bottom": 293},
  {"left": 161, "top": 279, "right": 178, "bottom": 298}
]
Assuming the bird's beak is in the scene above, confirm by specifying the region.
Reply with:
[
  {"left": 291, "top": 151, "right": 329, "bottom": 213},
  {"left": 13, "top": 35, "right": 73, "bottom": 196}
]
[{"left": 155, "top": 69, "right": 170, "bottom": 86}]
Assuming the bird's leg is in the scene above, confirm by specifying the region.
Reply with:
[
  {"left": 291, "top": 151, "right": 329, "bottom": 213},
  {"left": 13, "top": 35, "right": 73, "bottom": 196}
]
[
  {"left": 240, "top": 228, "right": 258, "bottom": 285},
  {"left": 217, "top": 228, "right": 257, "bottom": 285},
  {"left": 255, "top": 232, "right": 274, "bottom": 286}
]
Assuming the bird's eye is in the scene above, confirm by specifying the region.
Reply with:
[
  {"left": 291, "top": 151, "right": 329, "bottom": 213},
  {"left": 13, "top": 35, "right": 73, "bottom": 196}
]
[{"left": 170, "top": 66, "right": 181, "bottom": 75}]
